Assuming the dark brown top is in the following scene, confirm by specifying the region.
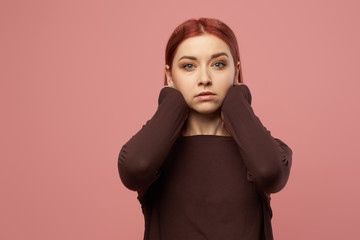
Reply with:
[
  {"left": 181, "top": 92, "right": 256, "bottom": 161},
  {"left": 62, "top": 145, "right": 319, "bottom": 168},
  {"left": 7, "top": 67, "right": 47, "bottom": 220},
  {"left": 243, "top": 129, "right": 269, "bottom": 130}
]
[{"left": 118, "top": 84, "right": 293, "bottom": 240}]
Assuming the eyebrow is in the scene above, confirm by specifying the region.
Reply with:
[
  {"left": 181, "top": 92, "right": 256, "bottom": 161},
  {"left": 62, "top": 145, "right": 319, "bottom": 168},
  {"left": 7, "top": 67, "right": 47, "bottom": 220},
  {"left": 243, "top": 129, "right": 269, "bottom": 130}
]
[{"left": 178, "top": 52, "right": 229, "bottom": 61}]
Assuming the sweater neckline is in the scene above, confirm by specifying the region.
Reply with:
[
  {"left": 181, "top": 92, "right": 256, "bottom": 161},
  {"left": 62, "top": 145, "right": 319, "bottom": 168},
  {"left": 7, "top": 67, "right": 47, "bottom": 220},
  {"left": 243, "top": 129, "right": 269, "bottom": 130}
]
[{"left": 178, "top": 134, "right": 233, "bottom": 139}]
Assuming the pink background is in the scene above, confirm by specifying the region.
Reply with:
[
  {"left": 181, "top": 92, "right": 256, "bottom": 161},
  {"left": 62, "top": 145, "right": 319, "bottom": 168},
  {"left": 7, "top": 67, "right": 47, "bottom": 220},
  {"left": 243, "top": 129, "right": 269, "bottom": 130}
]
[{"left": 1, "top": 0, "right": 359, "bottom": 239}]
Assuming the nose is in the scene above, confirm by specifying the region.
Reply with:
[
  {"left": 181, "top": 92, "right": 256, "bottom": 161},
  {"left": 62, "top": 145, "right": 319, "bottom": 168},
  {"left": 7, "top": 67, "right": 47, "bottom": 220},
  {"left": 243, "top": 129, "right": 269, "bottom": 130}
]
[{"left": 198, "top": 66, "right": 212, "bottom": 86}]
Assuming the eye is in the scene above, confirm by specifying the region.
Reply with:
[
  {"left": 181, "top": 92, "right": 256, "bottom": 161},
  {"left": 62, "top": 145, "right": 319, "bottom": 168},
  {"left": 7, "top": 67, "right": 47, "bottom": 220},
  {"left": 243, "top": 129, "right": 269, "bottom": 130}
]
[
  {"left": 213, "top": 61, "right": 226, "bottom": 68},
  {"left": 182, "top": 63, "right": 195, "bottom": 70}
]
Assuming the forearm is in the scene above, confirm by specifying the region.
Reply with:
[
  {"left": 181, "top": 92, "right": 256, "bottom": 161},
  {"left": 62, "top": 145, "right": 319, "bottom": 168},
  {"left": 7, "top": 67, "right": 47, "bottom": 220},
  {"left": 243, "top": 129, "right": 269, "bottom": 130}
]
[
  {"left": 221, "top": 84, "right": 292, "bottom": 195},
  {"left": 118, "top": 87, "right": 189, "bottom": 191}
]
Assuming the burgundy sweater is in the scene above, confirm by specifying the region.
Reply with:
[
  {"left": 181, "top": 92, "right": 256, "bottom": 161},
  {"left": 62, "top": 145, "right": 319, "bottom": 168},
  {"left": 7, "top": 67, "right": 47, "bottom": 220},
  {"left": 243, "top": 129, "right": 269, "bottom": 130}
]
[{"left": 118, "top": 84, "right": 292, "bottom": 240}]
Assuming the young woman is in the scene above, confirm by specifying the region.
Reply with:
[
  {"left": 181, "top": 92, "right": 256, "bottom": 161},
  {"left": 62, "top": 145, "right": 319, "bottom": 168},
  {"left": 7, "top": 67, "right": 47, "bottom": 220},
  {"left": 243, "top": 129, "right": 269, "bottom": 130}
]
[{"left": 118, "top": 18, "right": 293, "bottom": 240}]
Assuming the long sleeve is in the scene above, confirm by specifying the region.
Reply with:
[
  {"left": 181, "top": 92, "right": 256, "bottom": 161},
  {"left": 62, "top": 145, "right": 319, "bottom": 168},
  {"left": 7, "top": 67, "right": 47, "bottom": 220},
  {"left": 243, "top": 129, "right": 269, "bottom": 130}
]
[
  {"left": 118, "top": 87, "right": 189, "bottom": 198},
  {"left": 221, "top": 84, "right": 292, "bottom": 196}
]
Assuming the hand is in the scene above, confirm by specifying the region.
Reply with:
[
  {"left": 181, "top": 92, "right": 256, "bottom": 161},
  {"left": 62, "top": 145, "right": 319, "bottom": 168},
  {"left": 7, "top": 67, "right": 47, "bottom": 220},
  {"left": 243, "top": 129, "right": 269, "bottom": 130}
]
[
  {"left": 162, "top": 85, "right": 179, "bottom": 91},
  {"left": 233, "top": 82, "right": 245, "bottom": 87}
]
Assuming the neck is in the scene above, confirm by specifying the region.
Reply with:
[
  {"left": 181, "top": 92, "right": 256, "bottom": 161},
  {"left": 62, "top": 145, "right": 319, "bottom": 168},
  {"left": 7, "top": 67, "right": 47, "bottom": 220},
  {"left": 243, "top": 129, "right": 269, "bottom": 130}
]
[{"left": 181, "top": 109, "right": 231, "bottom": 136}]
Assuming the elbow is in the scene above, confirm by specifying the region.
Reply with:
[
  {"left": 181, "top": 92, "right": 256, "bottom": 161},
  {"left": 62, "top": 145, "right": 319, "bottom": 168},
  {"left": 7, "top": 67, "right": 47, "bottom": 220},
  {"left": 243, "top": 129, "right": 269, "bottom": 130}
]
[
  {"left": 262, "top": 140, "right": 293, "bottom": 193},
  {"left": 118, "top": 161, "right": 148, "bottom": 192},
  {"left": 117, "top": 146, "right": 152, "bottom": 191},
  {"left": 249, "top": 155, "right": 292, "bottom": 194},
  {"left": 261, "top": 167, "right": 290, "bottom": 194}
]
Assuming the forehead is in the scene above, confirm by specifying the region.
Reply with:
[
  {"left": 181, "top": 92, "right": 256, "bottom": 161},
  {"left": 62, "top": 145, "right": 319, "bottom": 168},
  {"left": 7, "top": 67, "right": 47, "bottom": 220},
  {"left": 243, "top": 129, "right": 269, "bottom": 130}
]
[{"left": 174, "top": 34, "right": 231, "bottom": 59}]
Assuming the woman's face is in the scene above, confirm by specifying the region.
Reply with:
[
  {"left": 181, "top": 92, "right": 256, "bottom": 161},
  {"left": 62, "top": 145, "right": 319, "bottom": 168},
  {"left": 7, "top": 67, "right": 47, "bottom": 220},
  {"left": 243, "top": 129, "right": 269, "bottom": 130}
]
[{"left": 165, "top": 33, "right": 240, "bottom": 115}]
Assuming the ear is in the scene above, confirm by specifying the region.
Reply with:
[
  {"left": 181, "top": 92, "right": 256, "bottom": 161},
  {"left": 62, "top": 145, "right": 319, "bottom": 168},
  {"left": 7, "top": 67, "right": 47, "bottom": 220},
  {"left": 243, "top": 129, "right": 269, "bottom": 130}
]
[
  {"left": 165, "top": 64, "right": 173, "bottom": 86},
  {"left": 234, "top": 61, "right": 241, "bottom": 85}
]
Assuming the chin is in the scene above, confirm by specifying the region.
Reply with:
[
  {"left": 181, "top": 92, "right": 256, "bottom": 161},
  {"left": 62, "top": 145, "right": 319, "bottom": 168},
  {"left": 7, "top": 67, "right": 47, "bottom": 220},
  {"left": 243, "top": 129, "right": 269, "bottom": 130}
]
[{"left": 192, "top": 105, "right": 221, "bottom": 115}]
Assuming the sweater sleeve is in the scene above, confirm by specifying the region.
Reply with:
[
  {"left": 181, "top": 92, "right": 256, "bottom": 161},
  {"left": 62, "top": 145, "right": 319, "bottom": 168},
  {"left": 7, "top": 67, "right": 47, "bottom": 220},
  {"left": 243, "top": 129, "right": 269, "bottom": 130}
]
[
  {"left": 221, "top": 84, "right": 293, "bottom": 196},
  {"left": 118, "top": 87, "right": 189, "bottom": 199}
]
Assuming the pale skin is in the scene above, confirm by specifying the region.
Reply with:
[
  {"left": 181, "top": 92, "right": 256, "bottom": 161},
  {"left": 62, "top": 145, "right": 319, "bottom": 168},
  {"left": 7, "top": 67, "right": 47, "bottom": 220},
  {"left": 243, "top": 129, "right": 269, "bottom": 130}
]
[{"left": 164, "top": 33, "right": 245, "bottom": 136}]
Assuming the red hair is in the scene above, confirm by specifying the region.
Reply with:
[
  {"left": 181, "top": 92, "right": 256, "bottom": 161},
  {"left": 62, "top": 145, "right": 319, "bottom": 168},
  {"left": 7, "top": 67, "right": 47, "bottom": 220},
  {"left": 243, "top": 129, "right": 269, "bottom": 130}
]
[{"left": 164, "top": 18, "right": 244, "bottom": 85}]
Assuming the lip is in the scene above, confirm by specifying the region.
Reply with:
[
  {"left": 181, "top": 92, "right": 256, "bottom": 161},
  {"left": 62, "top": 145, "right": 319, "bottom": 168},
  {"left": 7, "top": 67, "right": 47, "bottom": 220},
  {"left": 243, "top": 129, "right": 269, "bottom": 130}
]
[
  {"left": 197, "top": 94, "right": 215, "bottom": 101},
  {"left": 196, "top": 91, "right": 215, "bottom": 97}
]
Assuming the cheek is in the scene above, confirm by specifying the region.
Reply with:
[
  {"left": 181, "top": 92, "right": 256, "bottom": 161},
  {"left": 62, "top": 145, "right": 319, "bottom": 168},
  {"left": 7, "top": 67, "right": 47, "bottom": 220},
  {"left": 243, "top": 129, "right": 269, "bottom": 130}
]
[
  {"left": 171, "top": 69, "right": 183, "bottom": 83},
  {"left": 213, "top": 70, "right": 234, "bottom": 81},
  {"left": 172, "top": 71, "right": 196, "bottom": 89},
  {"left": 214, "top": 72, "right": 233, "bottom": 89},
  {"left": 216, "top": 78, "right": 233, "bottom": 98}
]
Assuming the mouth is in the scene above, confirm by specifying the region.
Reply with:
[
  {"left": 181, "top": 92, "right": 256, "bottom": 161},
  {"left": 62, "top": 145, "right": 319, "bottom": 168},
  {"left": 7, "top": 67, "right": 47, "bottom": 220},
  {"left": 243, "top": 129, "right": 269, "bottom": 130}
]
[
  {"left": 196, "top": 91, "right": 215, "bottom": 101},
  {"left": 196, "top": 91, "right": 215, "bottom": 97}
]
